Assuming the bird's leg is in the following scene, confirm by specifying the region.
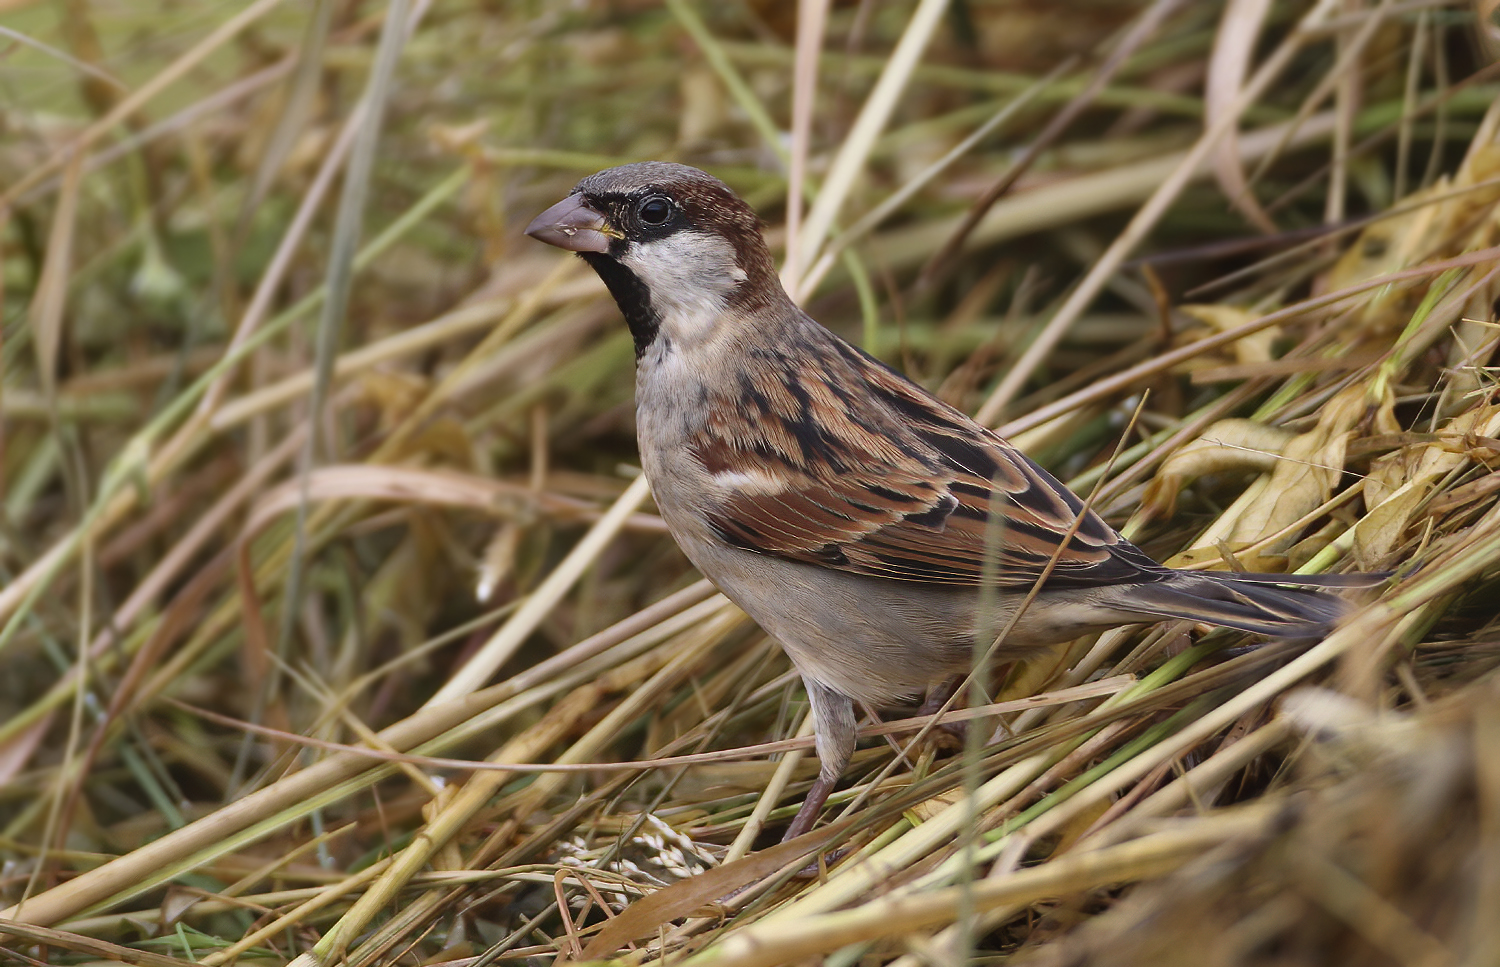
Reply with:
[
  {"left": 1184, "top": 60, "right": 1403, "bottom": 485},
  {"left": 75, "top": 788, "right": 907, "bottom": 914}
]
[
  {"left": 782, "top": 773, "right": 836, "bottom": 843},
  {"left": 782, "top": 679, "right": 856, "bottom": 843},
  {"left": 918, "top": 675, "right": 968, "bottom": 744}
]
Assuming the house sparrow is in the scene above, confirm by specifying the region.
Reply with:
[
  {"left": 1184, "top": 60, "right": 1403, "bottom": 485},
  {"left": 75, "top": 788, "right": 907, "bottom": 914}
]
[{"left": 526, "top": 162, "right": 1373, "bottom": 843}]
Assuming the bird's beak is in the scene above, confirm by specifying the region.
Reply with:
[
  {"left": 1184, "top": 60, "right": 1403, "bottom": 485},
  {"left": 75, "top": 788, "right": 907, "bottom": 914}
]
[{"left": 524, "top": 194, "right": 617, "bottom": 254}]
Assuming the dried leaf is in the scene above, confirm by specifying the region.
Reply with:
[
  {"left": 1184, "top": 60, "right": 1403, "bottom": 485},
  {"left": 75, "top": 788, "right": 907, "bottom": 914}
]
[
  {"left": 1179, "top": 305, "right": 1280, "bottom": 365},
  {"left": 1354, "top": 401, "right": 1500, "bottom": 567},
  {"left": 1139, "top": 419, "right": 1293, "bottom": 523},
  {"left": 1205, "top": 0, "right": 1277, "bottom": 233},
  {"left": 1220, "top": 384, "right": 1367, "bottom": 551},
  {"left": 1161, "top": 544, "right": 1289, "bottom": 572}
]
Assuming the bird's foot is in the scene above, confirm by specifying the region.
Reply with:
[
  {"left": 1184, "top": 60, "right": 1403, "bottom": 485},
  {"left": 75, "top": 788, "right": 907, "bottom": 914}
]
[{"left": 918, "top": 676, "right": 969, "bottom": 748}]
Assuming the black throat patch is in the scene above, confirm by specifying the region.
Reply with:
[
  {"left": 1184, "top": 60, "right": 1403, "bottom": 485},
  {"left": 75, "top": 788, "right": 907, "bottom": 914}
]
[{"left": 579, "top": 252, "right": 660, "bottom": 359}]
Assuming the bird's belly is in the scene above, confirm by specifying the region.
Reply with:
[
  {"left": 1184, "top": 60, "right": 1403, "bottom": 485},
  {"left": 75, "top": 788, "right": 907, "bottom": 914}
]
[{"left": 667, "top": 532, "right": 982, "bottom": 706}]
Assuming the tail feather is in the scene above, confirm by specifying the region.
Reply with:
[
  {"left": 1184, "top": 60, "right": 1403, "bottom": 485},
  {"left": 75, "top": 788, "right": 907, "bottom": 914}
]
[
  {"left": 1113, "top": 571, "right": 1368, "bottom": 637},
  {"left": 1207, "top": 571, "right": 1389, "bottom": 589}
]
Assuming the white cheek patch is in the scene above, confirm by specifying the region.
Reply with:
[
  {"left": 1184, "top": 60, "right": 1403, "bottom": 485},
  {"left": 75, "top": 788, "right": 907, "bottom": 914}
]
[{"left": 620, "top": 232, "right": 745, "bottom": 346}]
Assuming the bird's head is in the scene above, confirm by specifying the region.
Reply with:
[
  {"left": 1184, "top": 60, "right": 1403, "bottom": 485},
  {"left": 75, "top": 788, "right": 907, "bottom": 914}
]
[{"left": 526, "top": 162, "right": 789, "bottom": 358}]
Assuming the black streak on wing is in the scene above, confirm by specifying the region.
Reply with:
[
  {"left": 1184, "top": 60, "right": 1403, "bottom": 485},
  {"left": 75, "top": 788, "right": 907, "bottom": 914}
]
[
  {"left": 923, "top": 432, "right": 1001, "bottom": 482},
  {"left": 814, "top": 543, "right": 850, "bottom": 565},
  {"left": 904, "top": 492, "right": 958, "bottom": 529},
  {"left": 867, "top": 483, "right": 923, "bottom": 504},
  {"left": 737, "top": 373, "right": 773, "bottom": 416}
]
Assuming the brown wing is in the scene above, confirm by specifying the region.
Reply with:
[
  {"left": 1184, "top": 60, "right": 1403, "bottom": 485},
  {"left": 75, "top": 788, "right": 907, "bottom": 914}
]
[{"left": 691, "top": 334, "right": 1165, "bottom": 590}]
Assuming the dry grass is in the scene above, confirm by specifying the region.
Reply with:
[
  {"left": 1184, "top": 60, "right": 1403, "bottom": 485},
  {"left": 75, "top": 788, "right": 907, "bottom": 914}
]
[{"left": 2, "top": 1, "right": 1499, "bottom": 964}]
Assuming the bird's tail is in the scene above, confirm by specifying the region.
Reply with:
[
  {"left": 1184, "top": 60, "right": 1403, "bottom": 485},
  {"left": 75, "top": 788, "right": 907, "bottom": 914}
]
[{"left": 1110, "top": 570, "right": 1382, "bottom": 638}]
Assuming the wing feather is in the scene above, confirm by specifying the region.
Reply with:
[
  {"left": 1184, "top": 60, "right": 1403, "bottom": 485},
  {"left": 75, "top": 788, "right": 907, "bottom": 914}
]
[{"left": 691, "top": 331, "right": 1165, "bottom": 591}]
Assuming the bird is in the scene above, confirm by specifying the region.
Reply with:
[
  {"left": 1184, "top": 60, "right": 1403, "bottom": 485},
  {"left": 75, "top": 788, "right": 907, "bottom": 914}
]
[{"left": 525, "top": 161, "right": 1375, "bottom": 843}]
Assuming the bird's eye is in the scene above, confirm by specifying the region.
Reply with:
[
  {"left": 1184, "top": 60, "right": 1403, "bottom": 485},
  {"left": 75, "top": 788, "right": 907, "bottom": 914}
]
[{"left": 637, "top": 195, "right": 673, "bottom": 226}]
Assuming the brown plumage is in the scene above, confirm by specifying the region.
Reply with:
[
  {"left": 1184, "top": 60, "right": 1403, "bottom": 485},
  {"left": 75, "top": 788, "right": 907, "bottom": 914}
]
[{"left": 526, "top": 162, "right": 1379, "bottom": 845}]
